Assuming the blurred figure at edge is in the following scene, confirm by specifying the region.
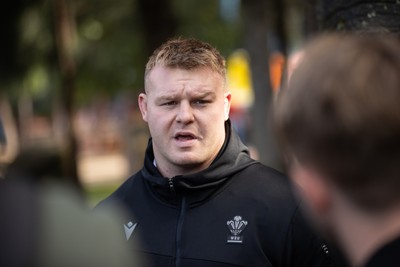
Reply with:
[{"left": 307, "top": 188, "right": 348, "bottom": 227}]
[{"left": 274, "top": 33, "right": 400, "bottom": 267}]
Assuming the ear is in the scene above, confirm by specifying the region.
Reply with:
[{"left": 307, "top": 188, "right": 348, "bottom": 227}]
[
  {"left": 224, "top": 92, "right": 232, "bottom": 121},
  {"left": 138, "top": 93, "right": 148, "bottom": 122},
  {"left": 290, "top": 162, "right": 331, "bottom": 216}
]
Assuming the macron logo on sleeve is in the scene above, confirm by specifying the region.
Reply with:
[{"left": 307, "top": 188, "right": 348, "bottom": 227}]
[{"left": 124, "top": 221, "right": 138, "bottom": 240}]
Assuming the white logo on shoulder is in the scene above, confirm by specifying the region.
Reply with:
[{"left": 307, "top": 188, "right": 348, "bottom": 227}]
[
  {"left": 124, "top": 221, "right": 138, "bottom": 240},
  {"left": 226, "top": 216, "right": 248, "bottom": 244}
]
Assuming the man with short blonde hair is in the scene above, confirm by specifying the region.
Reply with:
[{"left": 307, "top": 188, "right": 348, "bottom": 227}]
[
  {"left": 99, "top": 37, "right": 333, "bottom": 267},
  {"left": 145, "top": 38, "right": 226, "bottom": 79}
]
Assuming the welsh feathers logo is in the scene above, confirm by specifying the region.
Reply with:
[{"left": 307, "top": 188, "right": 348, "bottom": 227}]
[{"left": 226, "top": 215, "right": 248, "bottom": 244}]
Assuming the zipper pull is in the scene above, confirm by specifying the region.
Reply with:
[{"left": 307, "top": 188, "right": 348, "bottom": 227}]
[{"left": 168, "top": 178, "right": 175, "bottom": 193}]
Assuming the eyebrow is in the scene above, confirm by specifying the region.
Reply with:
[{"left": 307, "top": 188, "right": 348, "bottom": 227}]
[
  {"left": 154, "top": 94, "right": 179, "bottom": 104},
  {"left": 155, "top": 89, "right": 216, "bottom": 101},
  {"left": 191, "top": 90, "right": 216, "bottom": 99}
]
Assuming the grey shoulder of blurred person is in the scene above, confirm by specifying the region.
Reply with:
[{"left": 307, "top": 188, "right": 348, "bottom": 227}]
[
  {"left": 0, "top": 179, "right": 142, "bottom": 267},
  {"left": 36, "top": 182, "right": 138, "bottom": 267}
]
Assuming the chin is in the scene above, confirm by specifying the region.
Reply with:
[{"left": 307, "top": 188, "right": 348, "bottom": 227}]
[
  {"left": 172, "top": 155, "right": 205, "bottom": 167},
  {"left": 174, "top": 158, "right": 202, "bottom": 166}
]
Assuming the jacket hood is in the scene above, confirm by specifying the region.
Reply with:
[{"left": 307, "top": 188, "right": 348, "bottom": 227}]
[{"left": 140, "top": 120, "right": 256, "bottom": 205}]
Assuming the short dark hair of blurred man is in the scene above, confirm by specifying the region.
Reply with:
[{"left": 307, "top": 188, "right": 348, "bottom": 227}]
[{"left": 274, "top": 33, "right": 400, "bottom": 267}]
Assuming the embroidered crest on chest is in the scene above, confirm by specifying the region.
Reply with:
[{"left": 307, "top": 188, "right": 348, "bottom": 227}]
[{"left": 226, "top": 215, "right": 248, "bottom": 244}]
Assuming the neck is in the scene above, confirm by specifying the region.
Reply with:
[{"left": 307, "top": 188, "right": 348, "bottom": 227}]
[{"left": 333, "top": 200, "right": 400, "bottom": 267}]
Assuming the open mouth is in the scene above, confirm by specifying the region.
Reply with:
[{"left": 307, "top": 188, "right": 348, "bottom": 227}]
[{"left": 174, "top": 133, "right": 196, "bottom": 141}]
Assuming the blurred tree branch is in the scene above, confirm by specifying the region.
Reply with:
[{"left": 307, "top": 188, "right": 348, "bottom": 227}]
[
  {"left": 54, "top": 0, "right": 81, "bottom": 189},
  {"left": 241, "top": 0, "right": 284, "bottom": 170},
  {"left": 137, "top": 0, "right": 178, "bottom": 58}
]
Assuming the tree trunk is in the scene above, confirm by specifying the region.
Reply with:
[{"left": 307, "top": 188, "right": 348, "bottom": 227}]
[
  {"left": 304, "top": 0, "right": 321, "bottom": 36},
  {"left": 241, "top": 0, "right": 282, "bottom": 171},
  {"left": 274, "top": 0, "right": 288, "bottom": 55},
  {"left": 54, "top": 0, "right": 81, "bottom": 189},
  {"left": 321, "top": 0, "right": 400, "bottom": 35},
  {"left": 137, "top": 0, "right": 178, "bottom": 57}
]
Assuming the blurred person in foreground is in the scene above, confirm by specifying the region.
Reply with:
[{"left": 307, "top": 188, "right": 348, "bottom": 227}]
[
  {"left": 273, "top": 33, "right": 400, "bottom": 267},
  {"left": 97, "top": 37, "right": 334, "bottom": 267},
  {"left": 0, "top": 146, "right": 137, "bottom": 267}
]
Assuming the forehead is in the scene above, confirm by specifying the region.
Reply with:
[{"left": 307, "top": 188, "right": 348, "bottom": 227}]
[{"left": 145, "top": 66, "right": 225, "bottom": 95}]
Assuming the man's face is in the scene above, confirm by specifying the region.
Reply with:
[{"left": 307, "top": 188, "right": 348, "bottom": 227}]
[{"left": 139, "top": 66, "right": 231, "bottom": 177}]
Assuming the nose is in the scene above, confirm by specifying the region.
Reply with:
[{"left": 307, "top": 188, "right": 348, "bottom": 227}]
[{"left": 175, "top": 101, "right": 194, "bottom": 124}]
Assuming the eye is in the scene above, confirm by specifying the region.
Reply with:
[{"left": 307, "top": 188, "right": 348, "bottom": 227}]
[
  {"left": 162, "top": 101, "right": 178, "bottom": 106},
  {"left": 193, "top": 100, "right": 209, "bottom": 105}
]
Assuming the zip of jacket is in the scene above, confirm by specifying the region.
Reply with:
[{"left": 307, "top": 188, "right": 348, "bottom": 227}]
[
  {"left": 168, "top": 177, "right": 186, "bottom": 267},
  {"left": 175, "top": 196, "right": 186, "bottom": 267}
]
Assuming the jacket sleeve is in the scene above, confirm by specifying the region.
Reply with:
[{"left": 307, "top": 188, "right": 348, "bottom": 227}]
[{"left": 282, "top": 206, "right": 339, "bottom": 267}]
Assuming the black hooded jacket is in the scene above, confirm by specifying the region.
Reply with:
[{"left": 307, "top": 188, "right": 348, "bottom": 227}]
[{"left": 98, "top": 121, "right": 332, "bottom": 267}]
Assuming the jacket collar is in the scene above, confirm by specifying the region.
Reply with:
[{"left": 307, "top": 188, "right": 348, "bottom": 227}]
[{"left": 140, "top": 119, "right": 256, "bottom": 205}]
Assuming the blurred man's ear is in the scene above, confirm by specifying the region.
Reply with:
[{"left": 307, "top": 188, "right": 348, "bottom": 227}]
[{"left": 290, "top": 162, "right": 331, "bottom": 216}]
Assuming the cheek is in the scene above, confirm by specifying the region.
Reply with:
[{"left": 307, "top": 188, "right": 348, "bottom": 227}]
[
  {"left": 146, "top": 111, "right": 175, "bottom": 137},
  {"left": 289, "top": 167, "right": 308, "bottom": 196},
  {"left": 208, "top": 105, "right": 229, "bottom": 124},
  {"left": 147, "top": 108, "right": 172, "bottom": 123},
  {"left": 289, "top": 167, "right": 317, "bottom": 212}
]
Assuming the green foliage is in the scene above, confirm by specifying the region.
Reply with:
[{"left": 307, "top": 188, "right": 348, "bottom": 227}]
[
  {"left": 74, "top": 0, "right": 144, "bottom": 104},
  {"left": 84, "top": 182, "right": 120, "bottom": 207},
  {"left": 3, "top": 0, "right": 242, "bottom": 106},
  {"left": 173, "top": 0, "right": 242, "bottom": 57}
]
